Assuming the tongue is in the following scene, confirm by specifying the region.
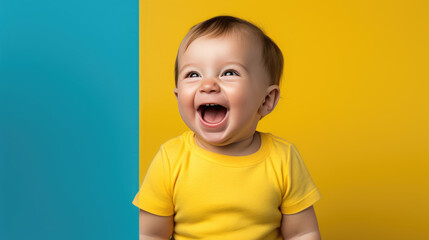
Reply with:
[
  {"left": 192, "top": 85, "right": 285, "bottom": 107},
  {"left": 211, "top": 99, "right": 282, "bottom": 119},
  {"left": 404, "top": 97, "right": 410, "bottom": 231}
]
[{"left": 203, "top": 107, "right": 227, "bottom": 123}]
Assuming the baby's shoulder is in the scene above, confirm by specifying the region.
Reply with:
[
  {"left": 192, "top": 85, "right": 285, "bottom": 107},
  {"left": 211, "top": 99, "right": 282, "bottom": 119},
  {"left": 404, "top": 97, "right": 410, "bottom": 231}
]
[{"left": 157, "top": 131, "right": 193, "bottom": 160}]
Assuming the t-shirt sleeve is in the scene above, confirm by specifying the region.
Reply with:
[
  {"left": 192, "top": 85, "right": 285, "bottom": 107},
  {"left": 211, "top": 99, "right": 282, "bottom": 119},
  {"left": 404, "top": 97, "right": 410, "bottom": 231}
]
[
  {"left": 132, "top": 146, "right": 174, "bottom": 216},
  {"left": 280, "top": 144, "right": 321, "bottom": 214}
]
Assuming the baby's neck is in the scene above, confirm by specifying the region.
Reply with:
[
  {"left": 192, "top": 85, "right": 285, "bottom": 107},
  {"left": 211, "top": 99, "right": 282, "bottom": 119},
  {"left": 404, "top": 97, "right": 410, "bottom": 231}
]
[{"left": 194, "top": 132, "right": 261, "bottom": 156}]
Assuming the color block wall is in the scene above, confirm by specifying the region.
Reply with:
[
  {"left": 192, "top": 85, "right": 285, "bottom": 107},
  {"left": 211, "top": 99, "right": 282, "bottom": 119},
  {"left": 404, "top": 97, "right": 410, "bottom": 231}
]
[{"left": 0, "top": 1, "right": 138, "bottom": 239}]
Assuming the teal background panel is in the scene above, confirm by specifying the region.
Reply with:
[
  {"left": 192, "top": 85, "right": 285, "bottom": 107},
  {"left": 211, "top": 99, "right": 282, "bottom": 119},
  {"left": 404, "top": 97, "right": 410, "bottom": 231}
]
[{"left": 0, "top": 0, "right": 138, "bottom": 239}]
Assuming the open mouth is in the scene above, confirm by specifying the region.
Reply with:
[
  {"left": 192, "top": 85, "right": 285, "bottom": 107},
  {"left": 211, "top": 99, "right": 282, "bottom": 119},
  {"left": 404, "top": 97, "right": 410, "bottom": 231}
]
[{"left": 197, "top": 104, "right": 228, "bottom": 125}]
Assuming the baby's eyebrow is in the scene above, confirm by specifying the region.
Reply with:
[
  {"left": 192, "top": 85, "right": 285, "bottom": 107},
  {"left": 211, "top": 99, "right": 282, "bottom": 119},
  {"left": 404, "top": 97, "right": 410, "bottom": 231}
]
[
  {"left": 178, "top": 63, "right": 197, "bottom": 74},
  {"left": 222, "top": 62, "right": 249, "bottom": 72}
]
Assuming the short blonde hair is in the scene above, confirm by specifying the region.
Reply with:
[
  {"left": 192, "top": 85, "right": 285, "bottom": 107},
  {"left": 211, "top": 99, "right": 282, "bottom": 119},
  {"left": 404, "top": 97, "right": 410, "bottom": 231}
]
[{"left": 175, "top": 16, "right": 284, "bottom": 86}]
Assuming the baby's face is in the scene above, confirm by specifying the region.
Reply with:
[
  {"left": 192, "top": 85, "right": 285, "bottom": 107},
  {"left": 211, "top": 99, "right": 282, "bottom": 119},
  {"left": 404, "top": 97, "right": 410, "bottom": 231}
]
[{"left": 175, "top": 31, "right": 271, "bottom": 150}]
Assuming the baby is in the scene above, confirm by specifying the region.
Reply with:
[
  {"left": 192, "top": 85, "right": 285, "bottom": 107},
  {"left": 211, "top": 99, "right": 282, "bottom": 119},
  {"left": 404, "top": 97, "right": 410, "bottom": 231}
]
[{"left": 133, "top": 16, "right": 321, "bottom": 240}]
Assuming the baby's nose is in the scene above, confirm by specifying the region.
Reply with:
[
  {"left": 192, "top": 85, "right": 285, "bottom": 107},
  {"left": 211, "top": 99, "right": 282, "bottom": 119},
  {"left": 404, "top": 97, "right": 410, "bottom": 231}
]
[{"left": 199, "top": 78, "right": 220, "bottom": 93}]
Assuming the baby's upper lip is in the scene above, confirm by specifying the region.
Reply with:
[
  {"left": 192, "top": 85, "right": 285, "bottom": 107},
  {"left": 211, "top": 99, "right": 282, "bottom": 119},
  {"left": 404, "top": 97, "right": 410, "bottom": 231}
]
[
  {"left": 195, "top": 99, "right": 229, "bottom": 110},
  {"left": 199, "top": 103, "right": 228, "bottom": 108}
]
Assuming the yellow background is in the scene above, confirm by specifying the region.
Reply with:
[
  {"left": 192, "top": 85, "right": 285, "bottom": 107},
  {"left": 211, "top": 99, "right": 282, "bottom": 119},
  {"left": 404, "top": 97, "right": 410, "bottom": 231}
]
[{"left": 139, "top": 0, "right": 428, "bottom": 239}]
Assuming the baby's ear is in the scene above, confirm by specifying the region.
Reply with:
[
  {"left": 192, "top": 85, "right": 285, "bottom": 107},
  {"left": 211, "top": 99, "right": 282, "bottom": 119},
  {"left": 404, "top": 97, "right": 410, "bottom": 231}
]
[
  {"left": 174, "top": 88, "right": 178, "bottom": 99},
  {"left": 258, "top": 85, "right": 280, "bottom": 118}
]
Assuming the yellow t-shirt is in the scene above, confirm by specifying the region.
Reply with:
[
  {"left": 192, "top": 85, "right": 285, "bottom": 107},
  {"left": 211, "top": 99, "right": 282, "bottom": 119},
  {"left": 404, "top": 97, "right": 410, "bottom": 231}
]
[{"left": 133, "top": 131, "right": 321, "bottom": 240}]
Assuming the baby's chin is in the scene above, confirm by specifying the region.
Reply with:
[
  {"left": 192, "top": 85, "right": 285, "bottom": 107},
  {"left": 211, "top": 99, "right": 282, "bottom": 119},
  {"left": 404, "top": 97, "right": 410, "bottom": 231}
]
[
  {"left": 194, "top": 130, "right": 258, "bottom": 149},
  {"left": 194, "top": 131, "right": 232, "bottom": 147}
]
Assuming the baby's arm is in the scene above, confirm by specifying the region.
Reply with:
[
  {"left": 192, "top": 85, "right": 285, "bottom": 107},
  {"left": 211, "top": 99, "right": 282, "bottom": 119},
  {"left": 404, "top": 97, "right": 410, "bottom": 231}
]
[
  {"left": 281, "top": 206, "right": 321, "bottom": 240},
  {"left": 139, "top": 209, "right": 174, "bottom": 240}
]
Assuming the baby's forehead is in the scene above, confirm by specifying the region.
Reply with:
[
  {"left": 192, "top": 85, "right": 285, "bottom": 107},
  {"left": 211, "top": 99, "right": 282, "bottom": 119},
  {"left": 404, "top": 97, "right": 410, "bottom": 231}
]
[
  {"left": 181, "top": 34, "right": 262, "bottom": 64},
  {"left": 182, "top": 25, "right": 262, "bottom": 51},
  {"left": 177, "top": 33, "right": 264, "bottom": 69}
]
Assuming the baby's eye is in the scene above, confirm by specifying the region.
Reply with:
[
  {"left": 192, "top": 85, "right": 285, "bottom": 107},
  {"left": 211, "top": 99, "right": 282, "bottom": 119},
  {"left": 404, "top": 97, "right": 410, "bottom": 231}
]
[
  {"left": 187, "top": 72, "right": 200, "bottom": 78},
  {"left": 222, "top": 70, "right": 239, "bottom": 76}
]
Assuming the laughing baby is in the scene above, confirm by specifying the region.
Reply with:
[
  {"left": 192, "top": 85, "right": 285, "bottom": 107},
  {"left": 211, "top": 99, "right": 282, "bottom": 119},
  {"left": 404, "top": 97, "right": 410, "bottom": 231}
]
[{"left": 133, "top": 16, "right": 321, "bottom": 240}]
